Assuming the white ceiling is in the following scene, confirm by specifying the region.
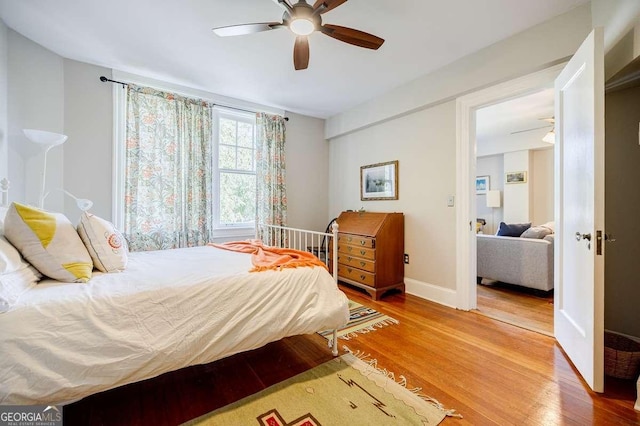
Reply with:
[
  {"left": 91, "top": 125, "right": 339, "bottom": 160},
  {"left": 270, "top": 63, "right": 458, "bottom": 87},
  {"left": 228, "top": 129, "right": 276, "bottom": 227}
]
[
  {"left": 0, "top": 0, "right": 588, "bottom": 118},
  {"left": 476, "top": 88, "right": 555, "bottom": 146}
]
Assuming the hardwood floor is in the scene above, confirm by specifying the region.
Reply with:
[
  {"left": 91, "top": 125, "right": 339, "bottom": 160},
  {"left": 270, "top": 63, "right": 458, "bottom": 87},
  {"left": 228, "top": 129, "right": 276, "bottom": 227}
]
[
  {"left": 64, "top": 285, "right": 639, "bottom": 425},
  {"left": 476, "top": 281, "right": 554, "bottom": 336}
]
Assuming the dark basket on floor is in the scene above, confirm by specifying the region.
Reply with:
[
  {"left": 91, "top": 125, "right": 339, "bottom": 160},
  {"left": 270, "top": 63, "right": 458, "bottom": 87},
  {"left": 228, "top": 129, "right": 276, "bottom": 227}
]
[{"left": 604, "top": 332, "right": 640, "bottom": 380}]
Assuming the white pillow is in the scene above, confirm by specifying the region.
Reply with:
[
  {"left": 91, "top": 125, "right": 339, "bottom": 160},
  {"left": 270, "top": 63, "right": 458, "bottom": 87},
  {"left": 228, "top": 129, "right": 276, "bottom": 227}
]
[
  {"left": 4, "top": 203, "right": 93, "bottom": 282},
  {"left": 0, "top": 235, "right": 30, "bottom": 275},
  {"left": 0, "top": 265, "right": 41, "bottom": 313},
  {"left": 77, "top": 212, "right": 128, "bottom": 272}
]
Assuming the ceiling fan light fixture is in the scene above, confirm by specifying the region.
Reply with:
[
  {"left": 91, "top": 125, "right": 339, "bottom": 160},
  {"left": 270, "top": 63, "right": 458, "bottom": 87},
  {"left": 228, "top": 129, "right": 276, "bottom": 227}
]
[
  {"left": 290, "top": 18, "right": 315, "bottom": 36},
  {"left": 542, "top": 129, "right": 555, "bottom": 144}
]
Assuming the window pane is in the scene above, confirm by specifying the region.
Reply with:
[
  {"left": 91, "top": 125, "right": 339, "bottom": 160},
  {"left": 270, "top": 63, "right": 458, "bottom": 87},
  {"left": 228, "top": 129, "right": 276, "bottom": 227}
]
[
  {"left": 237, "top": 147, "right": 254, "bottom": 171},
  {"left": 237, "top": 122, "right": 254, "bottom": 148},
  {"left": 219, "top": 145, "right": 236, "bottom": 169},
  {"left": 219, "top": 173, "right": 256, "bottom": 225},
  {"left": 219, "top": 118, "right": 236, "bottom": 145}
]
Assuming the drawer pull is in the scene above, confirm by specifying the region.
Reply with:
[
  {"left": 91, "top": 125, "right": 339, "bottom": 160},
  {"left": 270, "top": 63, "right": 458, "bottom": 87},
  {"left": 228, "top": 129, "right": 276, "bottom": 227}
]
[
  {"left": 347, "top": 237, "right": 352, "bottom": 242},
  {"left": 360, "top": 274, "right": 366, "bottom": 280},
  {"left": 360, "top": 240, "right": 366, "bottom": 246},
  {"left": 347, "top": 247, "right": 353, "bottom": 252},
  {"left": 360, "top": 261, "right": 366, "bottom": 267},
  {"left": 360, "top": 250, "right": 366, "bottom": 256},
  {"left": 347, "top": 256, "right": 353, "bottom": 262},
  {"left": 347, "top": 268, "right": 353, "bottom": 273}
]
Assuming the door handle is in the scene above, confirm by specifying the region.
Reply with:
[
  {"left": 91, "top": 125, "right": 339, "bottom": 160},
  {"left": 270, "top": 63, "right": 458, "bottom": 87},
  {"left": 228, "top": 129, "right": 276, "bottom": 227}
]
[{"left": 575, "top": 232, "right": 591, "bottom": 242}]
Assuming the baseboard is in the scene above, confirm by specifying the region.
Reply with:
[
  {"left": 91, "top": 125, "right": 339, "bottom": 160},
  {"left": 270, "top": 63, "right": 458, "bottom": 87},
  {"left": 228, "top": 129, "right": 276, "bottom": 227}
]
[{"left": 404, "top": 278, "right": 458, "bottom": 309}]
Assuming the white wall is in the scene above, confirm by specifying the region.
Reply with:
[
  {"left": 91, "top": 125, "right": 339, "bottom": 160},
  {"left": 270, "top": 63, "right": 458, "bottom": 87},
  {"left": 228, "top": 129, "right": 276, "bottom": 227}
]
[
  {"left": 531, "top": 148, "right": 554, "bottom": 225},
  {"left": 7, "top": 30, "right": 64, "bottom": 211},
  {"left": 476, "top": 155, "right": 503, "bottom": 235},
  {"left": 329, "top": 101, "right": 457, "bottom": 297},
  {"left": 592, "top": 0, "right": 640, "bottom": 78},
  {"left": 503, "top": 151, "right": 531, "bottom": 223},
  {"left": 63, "top": 59, "right": 112, "bottom": 223},
  {"left": 0, "top": 19, "right": 7, "bottom": 181},
  {"left": 325, "top": 4, "right": 592, "bottom": 139},
  {"left": 327, "top": 6, "right": 591, "bottom": 305},
  {"left": 283, "top": 111, "right": 329, "bottom": 232}
]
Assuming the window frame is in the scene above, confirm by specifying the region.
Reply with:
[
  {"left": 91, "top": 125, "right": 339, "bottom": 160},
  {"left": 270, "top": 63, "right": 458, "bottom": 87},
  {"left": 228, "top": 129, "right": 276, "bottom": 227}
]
[{"left": 212, "top": 108, "right": 257, "bottom": 232}]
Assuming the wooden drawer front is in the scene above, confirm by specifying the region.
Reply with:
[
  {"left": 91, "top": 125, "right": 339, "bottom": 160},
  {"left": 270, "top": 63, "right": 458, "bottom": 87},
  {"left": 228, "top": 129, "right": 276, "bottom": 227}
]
[
  {"left": 338, "top": 265, "right": 375, "bottom": 287},
  {"left": 337, "top": 244, "right": 376, "bottom": 260},
  {"left": 337, "top": 255, "right": 375, "bottom": 273},
  {"left": 338, "top": 234, "right": 375, "bottom": 248}
]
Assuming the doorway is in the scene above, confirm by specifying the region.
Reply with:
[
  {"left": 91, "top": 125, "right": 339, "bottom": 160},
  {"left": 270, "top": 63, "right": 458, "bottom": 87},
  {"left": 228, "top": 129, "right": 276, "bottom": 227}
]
[
  {"left": 454, "top": 63, "right": 565, "bottom": 315},
  {"left": 473, "top": 90, "right": 555, "bottom": 335}
]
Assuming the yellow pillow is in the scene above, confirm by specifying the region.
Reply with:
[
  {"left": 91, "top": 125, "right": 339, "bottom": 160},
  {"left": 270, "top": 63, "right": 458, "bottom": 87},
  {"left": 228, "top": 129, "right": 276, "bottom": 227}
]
[{"left": 4, "top": 203, "right": 93, "bottom": 282}]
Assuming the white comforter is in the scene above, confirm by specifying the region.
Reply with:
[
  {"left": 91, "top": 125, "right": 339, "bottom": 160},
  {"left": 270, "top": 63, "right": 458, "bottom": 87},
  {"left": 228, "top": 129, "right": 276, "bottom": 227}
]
[{"left": 0, "top": 246, "right": 349, "bottom": 405}]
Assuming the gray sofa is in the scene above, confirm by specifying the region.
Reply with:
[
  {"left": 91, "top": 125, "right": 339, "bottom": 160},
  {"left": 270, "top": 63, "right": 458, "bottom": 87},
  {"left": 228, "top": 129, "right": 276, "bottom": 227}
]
[{"left": 477, "top": 234, "right": 554, "bottom": 291}]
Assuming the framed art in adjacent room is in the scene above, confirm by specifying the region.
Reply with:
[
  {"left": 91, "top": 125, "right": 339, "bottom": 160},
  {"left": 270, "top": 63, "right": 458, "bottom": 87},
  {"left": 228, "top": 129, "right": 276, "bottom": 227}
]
[
  {"left": 361, "top": 160, "right": 398, "bottom": 200},
  {"left": 506, "top": 171, "right": 527, "bottom": 184},
  {"left": 476, "top": 175, "right": 490, "bottom": 194}
]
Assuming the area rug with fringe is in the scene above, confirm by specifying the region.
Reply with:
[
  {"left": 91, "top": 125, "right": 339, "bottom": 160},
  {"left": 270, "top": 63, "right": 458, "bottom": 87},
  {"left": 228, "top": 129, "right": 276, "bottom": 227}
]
[
  {"left": 318, "top": 300, "right": 398, "bottom": 343},
  {"left": 183, "top": 349, "right": 458, "bottom": 425}
]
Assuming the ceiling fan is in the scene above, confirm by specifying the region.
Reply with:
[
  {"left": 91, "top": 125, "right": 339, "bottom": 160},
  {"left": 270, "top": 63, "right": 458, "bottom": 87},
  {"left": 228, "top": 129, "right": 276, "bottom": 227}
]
[
  {"left": 509, "top": 117, "right": 555, "bottom": 144},
  {"left": 212, "top": 0, "right": 385, "bottom": 70}
]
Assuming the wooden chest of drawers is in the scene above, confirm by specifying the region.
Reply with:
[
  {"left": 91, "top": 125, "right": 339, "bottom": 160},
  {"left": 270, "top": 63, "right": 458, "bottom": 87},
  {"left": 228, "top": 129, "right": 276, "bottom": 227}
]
[{"left": 332, "top": 211, "right": 404, "bottom": 300}]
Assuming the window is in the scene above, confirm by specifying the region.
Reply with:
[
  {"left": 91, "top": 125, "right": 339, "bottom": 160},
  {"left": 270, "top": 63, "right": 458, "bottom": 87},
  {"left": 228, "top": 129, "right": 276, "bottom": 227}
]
[{"left": 214, "top": 110, "right": 257, "bottom": 229}]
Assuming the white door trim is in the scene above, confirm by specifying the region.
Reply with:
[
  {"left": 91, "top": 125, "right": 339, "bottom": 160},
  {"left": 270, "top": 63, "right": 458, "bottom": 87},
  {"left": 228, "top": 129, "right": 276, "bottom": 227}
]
[{"left": 455, "top": 64, "right": 566, "bottom": 310}]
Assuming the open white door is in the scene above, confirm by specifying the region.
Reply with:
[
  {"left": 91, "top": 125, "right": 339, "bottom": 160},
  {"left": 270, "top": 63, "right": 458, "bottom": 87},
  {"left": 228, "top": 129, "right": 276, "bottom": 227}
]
[{"left": 554, "top": 27, "right": 605, "bottom": 393}]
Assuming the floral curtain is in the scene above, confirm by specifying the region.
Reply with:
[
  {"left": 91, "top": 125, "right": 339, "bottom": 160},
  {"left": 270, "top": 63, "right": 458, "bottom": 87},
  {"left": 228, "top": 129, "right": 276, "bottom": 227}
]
[
  {"left": 255, "top": 113, "right": 287, "bottom": 242},
  {"left": 124, "top": 85, "right": 213, "bottom": 251}
]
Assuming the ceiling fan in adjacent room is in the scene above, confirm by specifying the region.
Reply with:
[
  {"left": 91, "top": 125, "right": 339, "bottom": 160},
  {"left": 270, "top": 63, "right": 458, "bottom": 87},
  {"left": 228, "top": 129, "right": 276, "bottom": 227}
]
[
  {"left": 212, "top": 0, "right": 385, "bottom": 70},
  {"left": 510, "top": 117, "right": 556, "bottom": 143}
]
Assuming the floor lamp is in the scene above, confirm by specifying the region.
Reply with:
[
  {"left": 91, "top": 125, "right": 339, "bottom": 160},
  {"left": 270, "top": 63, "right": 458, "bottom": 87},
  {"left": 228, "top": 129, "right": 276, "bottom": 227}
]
[
  {"left": 23, "top": 129, "right": 68, "bottom": 209},
  {"left": 486, "top": 190, "right": 501, "bottom": 234}
]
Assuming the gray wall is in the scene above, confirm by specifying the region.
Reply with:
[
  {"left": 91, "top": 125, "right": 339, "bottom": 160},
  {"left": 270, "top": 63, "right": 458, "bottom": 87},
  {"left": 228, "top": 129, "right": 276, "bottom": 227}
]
[
  {"left": 283, "top": 111, "right": 329, "bottom": 232},
  {"left": 604, "top": 84, "right": 640, "bottom": 338},
  {"left": 5, "top": 34, "right": 330, "bottom": 234},
  {"left": 7, "top": 30, "right": 64, "bottom": 211},
  {"left": 0, "top": 20, "right": 7, "bottom": 180},
  {"left": 63, "top": 59, "right": 112, "bottom": 223}
]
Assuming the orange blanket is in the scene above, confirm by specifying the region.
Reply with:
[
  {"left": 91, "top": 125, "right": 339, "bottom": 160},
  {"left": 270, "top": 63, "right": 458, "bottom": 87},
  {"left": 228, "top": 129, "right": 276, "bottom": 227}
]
[{"left": 209, "top": 240, "right": 328, "bottom": 272}]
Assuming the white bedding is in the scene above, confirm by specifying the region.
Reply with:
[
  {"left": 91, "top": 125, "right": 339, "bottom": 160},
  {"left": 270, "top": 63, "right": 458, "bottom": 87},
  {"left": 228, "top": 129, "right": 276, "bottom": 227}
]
[{"left": 0, "top": 246, "right": 349, "bottom": 405}]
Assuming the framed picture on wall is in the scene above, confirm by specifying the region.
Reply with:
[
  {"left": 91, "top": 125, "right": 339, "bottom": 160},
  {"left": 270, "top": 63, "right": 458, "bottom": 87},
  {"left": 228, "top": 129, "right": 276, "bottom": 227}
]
[
  {"left": 506, "top": 171, "right": 527, "bottom": 184},
  {"left": 361, "top": 160, "right": 399, "bottom": 200},
  {"left": 475, "top": 176, "right": 490, "bottom": 194}
]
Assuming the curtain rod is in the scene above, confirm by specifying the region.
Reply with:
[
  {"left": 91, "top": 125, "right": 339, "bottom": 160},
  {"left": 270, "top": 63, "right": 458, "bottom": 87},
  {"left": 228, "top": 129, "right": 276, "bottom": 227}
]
[{"left": 99, "top": 76, "right": 289, "bottom": 121}]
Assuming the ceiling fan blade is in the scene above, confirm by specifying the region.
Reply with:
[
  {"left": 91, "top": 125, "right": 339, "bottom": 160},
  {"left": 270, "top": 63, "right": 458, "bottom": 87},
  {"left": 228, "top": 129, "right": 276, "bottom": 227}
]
[
  {"left": 293, "top": 36, "right": 310, "bottom": 70},
  {"left": 313, "top": 0, "right": 348, "bottom": 14},
  {"left": 510, "top": 124, "right": 553, "bottom": 135},
  {"left": 320, "top": 24, "right": 384, "bottom": 50},
  {"left": 272, "top": 0, "right": 293, "bottom": 16},
  {"left": 213, "top": 22, "right": 282, "bottom": 37}
]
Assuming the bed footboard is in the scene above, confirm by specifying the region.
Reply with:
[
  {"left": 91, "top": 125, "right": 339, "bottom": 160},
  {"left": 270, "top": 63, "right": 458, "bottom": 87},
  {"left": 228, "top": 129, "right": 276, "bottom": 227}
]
[{"left": 258, "top": 223, "right": 340, "bottom": 357}]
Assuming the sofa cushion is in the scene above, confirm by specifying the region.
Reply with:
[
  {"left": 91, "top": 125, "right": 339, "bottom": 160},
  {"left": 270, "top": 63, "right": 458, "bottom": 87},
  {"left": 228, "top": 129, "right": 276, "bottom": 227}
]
[
  {"left": 521, "top": 226, "right": 553, "bottom": 239},
  {"left": 497, "top": 222, "right": 531, "bottom": 237}
]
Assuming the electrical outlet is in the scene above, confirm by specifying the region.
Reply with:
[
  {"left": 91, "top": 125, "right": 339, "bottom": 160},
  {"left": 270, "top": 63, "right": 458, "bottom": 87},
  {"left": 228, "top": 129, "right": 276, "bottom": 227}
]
[{"left": 404, "top": 253, "right": 409, "bottom": 264}]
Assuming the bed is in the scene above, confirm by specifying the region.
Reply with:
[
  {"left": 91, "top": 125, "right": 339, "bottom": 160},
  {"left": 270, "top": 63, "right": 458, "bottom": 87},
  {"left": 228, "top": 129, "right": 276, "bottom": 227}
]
[{"left": 0, "top": 181, "right": 349, "bottom": 405}]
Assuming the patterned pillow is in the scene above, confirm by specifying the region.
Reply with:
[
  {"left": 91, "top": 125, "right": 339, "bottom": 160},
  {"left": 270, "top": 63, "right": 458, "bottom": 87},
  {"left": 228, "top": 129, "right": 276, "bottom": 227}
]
[
  {"left": 77, "top": 212, "right": 128, "bottom": 272},
  {"left": 3, "top": 203, "right": 93, "bottom": 282}
]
